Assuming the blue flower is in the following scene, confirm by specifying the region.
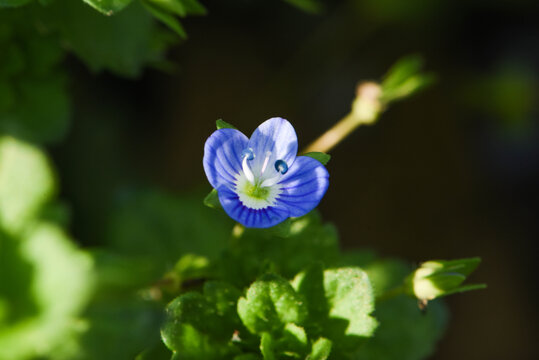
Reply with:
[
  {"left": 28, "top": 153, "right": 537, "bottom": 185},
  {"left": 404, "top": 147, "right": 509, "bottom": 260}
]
[{"left": 203, "top": 117, "right": 329, "bottom": 228}]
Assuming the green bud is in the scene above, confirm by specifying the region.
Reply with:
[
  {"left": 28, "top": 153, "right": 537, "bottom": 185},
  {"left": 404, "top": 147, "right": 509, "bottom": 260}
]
[{"left": 406, "top": 257, "right": 485, "bottom": 301}]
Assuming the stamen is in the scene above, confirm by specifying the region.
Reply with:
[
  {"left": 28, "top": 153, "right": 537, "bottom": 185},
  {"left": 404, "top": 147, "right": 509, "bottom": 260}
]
[
  {"left": 274, "top": 159, "right": 288, "bottom": 174},
  {"left": 241, "top": 148, "right": 255, "bottom": 184},
  {"left": 260, "top": 159, "right": 288, "bottom": 187},
  {"left": 261, "top": 151, "right": 272, "bottom": 174},
  {"left": 241, "top": 148, "right": 255, "bottom": 161}
]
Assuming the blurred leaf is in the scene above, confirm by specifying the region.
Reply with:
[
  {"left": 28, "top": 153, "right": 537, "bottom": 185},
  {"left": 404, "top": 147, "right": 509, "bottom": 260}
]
[
  {"left": 83, "top": 0, "right": 133, "bottom": 15},
  {"left": 0, "top": 0, "right": 31, "bottom": 7},
  {"left": 142, "top": 0, "right": 187, "bottom": 38},
  {"left": 147, "top": 0, "right": 186, "bottom": 16},
  {"left": 108, "top": 189, "right": 234, "bottom": 275},
  {"left": 218, "top": 211, "right": 339, "bottom": 287},
  {"left": 302, "top": 152, "right": 331, "bottom": 165},
  {"left": 237, "top": 273, "right": 307, "bottom": 336},
  {"left": 216, "top": 118, "right": 237, "bottom": 130},
  {"left": 260, "top": 332, "right": 276, "bottom": 360},
  {"left": 308, "top": 337, "right": 332, "bottom": 360},
  {"left": 203, "top": 188, "right": 222, "bottom": 210},
  {"left": 43, "top": 0, "right": 176, "bottom": 77},
  {"left": 178, "top": 0, "right": 206, "bottom": 15},
  {"left": 0, "top": 137, "right": 55, "bottom": 234},
  {"left": 161, "top": 282, "right": 242, "bottom": 359},
  {"left": 50, "top": 250, "right": 166, "bottom": 360},
  {"left": 283, "top": 0, "right": 323, "bottom": 14},
  {"left": 0, "top": 18, "right": 70, "bottom": 144},
  {"left": 381, "top": 55, "right": 435, "bottom": 104},
  {"left": 0, "top": 223, "right": 94, "bottom": 360}
]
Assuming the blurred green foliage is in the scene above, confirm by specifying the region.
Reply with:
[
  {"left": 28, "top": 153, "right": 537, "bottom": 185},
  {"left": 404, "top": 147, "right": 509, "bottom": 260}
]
[{"left": 0, "top": 1, "right": 489, "bottom": 359}]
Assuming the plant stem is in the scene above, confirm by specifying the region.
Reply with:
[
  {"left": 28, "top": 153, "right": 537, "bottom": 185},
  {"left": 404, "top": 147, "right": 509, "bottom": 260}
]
[{"left": 303, "top": 81, "right": 383, "bottom": 154}]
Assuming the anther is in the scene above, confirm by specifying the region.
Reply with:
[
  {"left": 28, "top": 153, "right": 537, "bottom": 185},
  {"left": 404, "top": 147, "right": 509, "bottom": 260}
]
[
  {"left": 241, "top": 148, "right": 255, "bottom": 161},
  {"left": 274, "top": 159, "right": 288, "bottom": 174}
]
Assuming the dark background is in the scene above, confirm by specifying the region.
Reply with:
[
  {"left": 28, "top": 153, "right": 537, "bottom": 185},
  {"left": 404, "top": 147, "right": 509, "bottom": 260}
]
[{"left": 51, "top": 0, "right": 538, "bottom": 359}]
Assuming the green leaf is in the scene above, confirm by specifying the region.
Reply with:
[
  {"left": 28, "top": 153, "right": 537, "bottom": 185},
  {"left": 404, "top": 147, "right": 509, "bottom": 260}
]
[
  {"left": 237, "top": 273, "right": 307, "bottom": 335},
  {"left": 302, "top": 152, "right": 331, "bottom": 165},
  {"left": 0, "top": 137, "right": 55, "bottom": 234},
  {"left": 260, "top": 333, "right": 276, "bottom": 360},
  {"left": 350, "top": 258, "right": 448, "bottom": 360},
  {"left": 146, "top": 0, "right": 186, "bottom": 16},
  {"left": 142, "top": 0, "right": 187, "bottom": 38},
  {"left": 178, "top": 0, "right": 206, "bottom": 15},
  {"left": 83, "top": 0, "right": 133, "bottom": 15},
  {"left": 0, "top": 223, "right": 94, "bottom": 359},
  {"left": 381, "top": 55, "right": 435, "bottom": 103},
  {"left": 161, "top": 282, "right": 242, "bottom": 359},
  {"left": 216, "top": 119, "right": 237, "bottom": 130},
  {"left": 278, "top": 323, "right": 308, "bottom": 355},
  {"left": 293, "top": 265, "right": 377, "bottom": 355},
  {"left": 203, "top": 188, "right": 222, "bottom": 210},
  {"left": 219, "top": 211, "right": 339, "bottom": 287},
  {"left": 108, "top": 189, "right": 234, "bottom": 275},
  {"left": 308, "top": 337, "right": 332, "bottom": 360},
  {"left": 43, "top": 0, "right": 176, "bottom": 77},
  {"left": 283, "top": 0, "right": 323, "bottom": 14},
  {"left": 0, "top": 0, "right": 31, "bottom": 7},
  {"left": 0, "top": 23, "right": 70, "bottom": 144}
]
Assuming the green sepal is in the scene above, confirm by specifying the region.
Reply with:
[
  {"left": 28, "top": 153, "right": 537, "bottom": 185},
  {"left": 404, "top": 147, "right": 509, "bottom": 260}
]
[
  {"left": 203, "top": 189, "right": 222, "bottom": 210},
  {"left": 216, "top": 119, "right": 237, "bottom": 130},
  {"left": 302, "top": 152, "right": 331, "bottom": 165}
]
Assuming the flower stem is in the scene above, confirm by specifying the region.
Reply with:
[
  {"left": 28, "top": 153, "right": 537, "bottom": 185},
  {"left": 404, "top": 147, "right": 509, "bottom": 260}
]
[{"left": 303, "top": 81, "right": 383, "bottom": 154}]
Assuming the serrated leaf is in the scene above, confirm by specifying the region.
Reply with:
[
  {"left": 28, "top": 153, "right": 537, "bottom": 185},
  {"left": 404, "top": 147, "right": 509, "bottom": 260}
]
[
  {"left": 83, "top": 0, "right": 133, "bottom": 15},
  {"left": 219, "top": 212, "right": 339, "bottom": 287},
  {"left": 302, "top": 152, "right": 331, "bottom": 165},
  {"left": 161, "top": 282, "right": 242, "bottom": 359},
  {"left": 293, "top": 266, "right": 377, "bottom": 355},
  {"left": 308, "top": 337, "right": 332, "bottom": 360},
  {"left": 203, "top": 188, "right": 222, "bottom": 209},
  {"left": 237, "top": 273, "right": 307, "bottom": 335},
  {"left": 0, "top": 137, "right": 55, "bottom": 234},
  {"left": 216, "top": 119, "right": 237, "bottom": 130},
  {"left": 323, "top": 268, "right": 377, "bottom": 344},
  {"left": 142, "top": 0, "right": 187, "bottom": 38},
  {"left": 161, "top": 292, "right": 238, "bottom": 359}
]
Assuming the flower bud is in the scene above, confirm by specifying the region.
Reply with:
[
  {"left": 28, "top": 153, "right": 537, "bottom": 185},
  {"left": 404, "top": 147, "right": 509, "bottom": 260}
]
[{"left": 405, "top": 257, "right": 485, "bottom": 302}]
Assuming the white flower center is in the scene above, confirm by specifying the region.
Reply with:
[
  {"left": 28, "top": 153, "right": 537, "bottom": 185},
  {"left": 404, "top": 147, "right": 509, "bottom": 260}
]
[{"left": 234, "top": 149, "right": 289, "bottom": 210}]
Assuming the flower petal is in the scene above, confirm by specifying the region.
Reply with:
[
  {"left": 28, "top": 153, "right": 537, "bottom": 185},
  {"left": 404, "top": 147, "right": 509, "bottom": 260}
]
[
  {"left": 217, "top": 186, "right": 290, "bottom": 228},
  {"left": 247, "top": 117, "right": 298, "bottom": 176},
  {"left": 203, "top": 128, "right": 249, "bottom": 189},
  {"left": 275, "top": 156, "right": 329, "bottom": 217}
]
